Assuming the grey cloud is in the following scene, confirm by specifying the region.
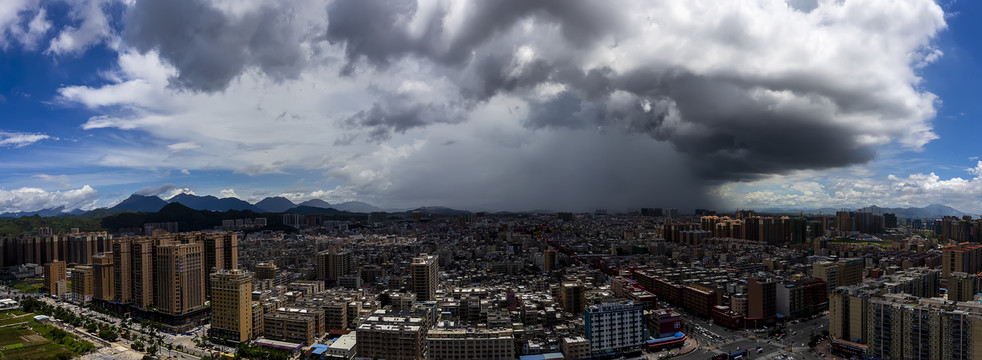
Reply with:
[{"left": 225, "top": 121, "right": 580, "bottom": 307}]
[
  {"left": 134, "top": 183, "right": 176, "bottom": 196},
  {"left": 373, "top": 129, "right": 717, "bottom": 211},
  {"left": 325, "top": 0, "right": 620, "bottom": 70},
  {"left": 342, "top": 88, "right": 469, "bottom": 142},
  {"left": 123, "top": 0, "right": 307, "bottom": 92}
]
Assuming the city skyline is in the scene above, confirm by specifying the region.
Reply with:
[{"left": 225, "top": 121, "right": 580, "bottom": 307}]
[{"left": 3, "top": 0, "right": 982, "bottom": 213}]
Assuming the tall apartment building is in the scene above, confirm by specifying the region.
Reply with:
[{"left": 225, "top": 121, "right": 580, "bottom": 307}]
[
  {"left": 947, "top": 272, "right": 978, "bottom": 302},
  {"left": 70, "top": 265, "right": 93, "bottom": 302},
  {"left": 43, "top": 260, "right": 67, "bottom": 297},
  {"left": 943, "top": 243, "right": 982, "bottom": 276},
  {"left": 256, "top": 262, "right": 278, "bottom": 280},
  {"left": 92, "top": 253, "right": 114, "bottom": 301},
  {"left": 830, "top": 291, "right": 982, "bottom": 359},
  {"left": 155, "top": 242, "right": 205, "bottom": 315},
  {"left": 131, "top": 239, "right": 154, "bottom": 309},
  {"left": 829, "top": 288, "right": 869, "bottom": 343},
  {"left": 202, "top": 232, "right": 238, "bottom": 272},
  {"left": 813, "top": 261, "right": 840, "bottom": 295},
  {"left": 356, "top": 311, "right": 428, "bottom": 360},
  {"left": 0, "top": 232, "right": 112, "bottom": 267},
  {"left": 584, "top": 303, "right": 646, "bottom": 357},
  {"left": 561, "top": 282, "right": 586, "bottom": 315},
  {"left": 112, "top": 240, "right": 132, "bottom": 304},
  {"left": 209, "top": 269, "right": 253, "bottom": 343},
  {"left": 329, "top": 249, "right": 353, "bottom": 282},
  {"left": 776, "top": 279, "right": 827, "bottom": 319},
  {"left": 425, "top": 327, "right": 515, "bottom": 360},
  {"left": 315, "top": 249, "right": 352, "bottom": 283},
  {"left": 837, "top": 258, "right": 863, "bottom": 287},
  {"left": 543, "top": 248, "right": 557, "bottom": 272},
  {"left": 411, "top": 254, "right": 439, "bottom": 301},
  {"left": 747, "top": 277, "right": 776, "bottom": 323}
]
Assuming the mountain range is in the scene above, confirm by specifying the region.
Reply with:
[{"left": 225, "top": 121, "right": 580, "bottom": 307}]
[
  {"left": 3, "top": 193, "right": 971, "bottom": 220},
  {"left": 0, "top": 193, "right": 392, "bottom": 218},
  {"left": 759, "top": 204, "right": 969, "bottom": 219}
]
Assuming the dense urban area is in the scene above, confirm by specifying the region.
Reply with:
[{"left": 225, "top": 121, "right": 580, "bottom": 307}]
[{"left": 0, "top": 206, "right": 979, "bottom": 360}]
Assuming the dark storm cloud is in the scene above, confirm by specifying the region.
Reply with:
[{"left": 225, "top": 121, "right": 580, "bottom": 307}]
[
  {"left": 123, "top": 0, "right": 308, "bottom": 92},
  {"left": 103, "top": 0, "right": 945, "bottom": 210},
  {"left": 325, "top": 0, "right": 620, "bottom": 70},
  {"left": 341, "top": 86, "right": 469, "bottom": 142},
  {"left": 134, "top": 183, "right": 176, "bottom": 196}
]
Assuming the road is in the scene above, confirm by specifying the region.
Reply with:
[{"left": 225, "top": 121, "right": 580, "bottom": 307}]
[{"left": 656, "top": 304, "right": 826, "bottom": 360}]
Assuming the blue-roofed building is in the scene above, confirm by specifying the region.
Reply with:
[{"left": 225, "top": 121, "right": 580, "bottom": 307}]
[{"left": 519, "top": 353, "right": 566, "bottom": 360}]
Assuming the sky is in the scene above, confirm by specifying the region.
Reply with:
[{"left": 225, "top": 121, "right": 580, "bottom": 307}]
[{"left": 1, "top": 0, "right": 981, "bottom": 214}]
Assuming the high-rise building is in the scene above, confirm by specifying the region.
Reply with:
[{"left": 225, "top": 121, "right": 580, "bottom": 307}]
[
  {"left": 411, "top": 254, "right": 439, "bottom": 301},
  {"left": 256, "top": 262, "right": 278, "bottom": 280},
  {"left": 561, "top": 282, "right": 586, "bottom": 315},
  {"left": 43, "top": 260, "right": 67, "bottom": 297},
  {"left": 584, "top": 303, "right": 646, "bottom": 357},
  {"left": 329, "top": 248, "right": 353, "bottom": 282},
  {"left": 813, "top": 261, "right": 840, "bottom": 295},
  {"left": 92, "top": 253, "right": 114, "bottom": 301},
  {"left": 543, "top": 248, "right": 557, "bottom": 272},
  {"left": 356, "top": 310, "right": 428, "bottom": 360},
  {"left": 747, "top": 277, "right": 776, "bottom": 323},
  {"left": 155, "top": 242, "right": 205, "bottom": 315},
  {"left": 837, "top": 258, "right": 863, "bottom": 287},
  {"left": 70, "top": 266, "right": 93, "bottom": 303},
  {"left": 942, "top": 243, "right": 982, "bottom": 276},
  {"left": 209, "top": 269, "right": 253, "bottom": 343},
  {"left": 132, "top": 238, "right": 154, "bottom": 309},
  {"left": 947, "top": 272, "right": 977, "bottom": 302},
  {"left": 112, "top": 239, "right": 132, "bottom": 304},
  {"left": 829, "top": 288, "right": 868, "bottom": 343}
]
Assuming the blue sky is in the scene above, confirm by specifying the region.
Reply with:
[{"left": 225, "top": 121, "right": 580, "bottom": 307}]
[{"left": 2, "top": 0, "right": 982, "bottom": 213}]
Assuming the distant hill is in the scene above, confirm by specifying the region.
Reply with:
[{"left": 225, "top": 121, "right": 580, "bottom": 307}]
[
  {"left": 409, "top": 206, "right": 472, "bottom": 216},
  {"left": 283, "top": 205, "right": 355, "bottom": 216},
  {"left": 332, "top": 201, "right": 382, "bottom": 213},
  {"left": 299, "top": 199, "right": 332, "bottom": 208},
  {"left": 110, "top": 194, "right": 169, "bottom": 212},
  {"left": 255, "top": 196, "right": 297, "bottom": 213},
  {"left": 0, "top": 206, "right": 83, "bottom": 218},
  {"left": 767, "top": 204, "right": 969, "bottom": 219},
  {"left": 166, "top": 194, "right": 261, "bottom": 212}
]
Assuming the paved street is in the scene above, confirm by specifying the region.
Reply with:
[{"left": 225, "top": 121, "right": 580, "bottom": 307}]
[{"left": 655, "top": 304, "right": 827, "bottom": 360}]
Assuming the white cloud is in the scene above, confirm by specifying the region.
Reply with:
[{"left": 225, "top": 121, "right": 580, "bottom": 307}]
[
  {"left": 167, "top": 142, "right": 200, "bottom": 152},
  {"left": 219, "top": 188, "right": 239, "bottom": 199},
  {"left": 717, "top": 161, "right": 982, "bottom": 213},
  {"left": 46, "top": 0, "right": 116, "bottom": 55},
  {"left": 0, "top": 185, "right": 100, "bottom": 213},
  {"left": 0, "top": 0, "right": 49, "bottom": 49},
  {"left": 0, "top": 130, "right": 50, "bottom": 147},
  {"left": 163, "top": 186, "right": 195, "bottom": 200},
  {"left": 179, "top": 169, "right": 191, "bottom": 175},
  {"left": 34, "top": 174, "right": 71, "bottom": 188}
]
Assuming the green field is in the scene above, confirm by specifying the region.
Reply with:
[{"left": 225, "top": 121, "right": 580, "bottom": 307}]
[
  {"left": 0, "top": 312, "right": 33, "bottom": 326},
  {"left": 8, "top": 279, "right": 42, "bottom": 294},
  {"left": 0, "top": 321, "right": 95, "bottom": 360}
]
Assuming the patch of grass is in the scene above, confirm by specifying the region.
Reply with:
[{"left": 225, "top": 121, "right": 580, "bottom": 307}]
[
  {"left": 0, "top": 322, "right": 96, "bottom": 359},
  {"left": 10, "top": 279, "right": 43, "bottom": 294},
  {"left": 0, "top": 310, "right": 28, "bottom": 317},
  {"left": 0, "top": 314, "right": 32, "bottom": 326}
]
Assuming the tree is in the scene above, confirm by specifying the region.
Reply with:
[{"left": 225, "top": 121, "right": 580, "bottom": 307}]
[{"left": 98, "top": 327, "right": 118, "bottom": 341}]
